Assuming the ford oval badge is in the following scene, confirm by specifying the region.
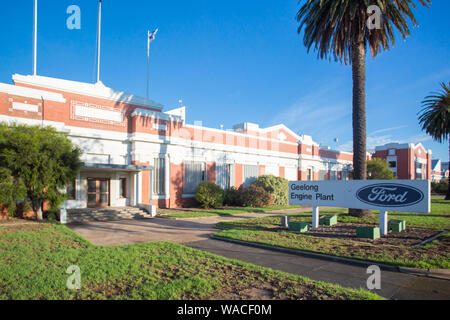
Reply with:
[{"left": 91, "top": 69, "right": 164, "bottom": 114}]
[{"left": 356, "top": 184, "right": 424, "bottom": 207}]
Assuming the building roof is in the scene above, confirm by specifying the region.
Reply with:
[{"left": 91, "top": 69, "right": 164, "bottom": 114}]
[
  {"left": 12, "top": 74, "right": 164, "bottom": 111},
  {"left": 0, "top": 82, "right": 66, "bottom": 103},
  {"left": 375, "top": 142, "right": 432, "bottom": 154},
  {"left": 431, "top": 159, "right": 441, "bottom": 171}
]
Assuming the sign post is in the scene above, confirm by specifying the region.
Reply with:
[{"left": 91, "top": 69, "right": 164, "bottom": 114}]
[
  {"left": 379, "top": 210, "right": 388, "bottom": 235},
  {"left": 289, "top": 180, "right": 430, "bottom": 236},
  {"left": 312, "top": 206, "right": 320, "bottom": 229}
]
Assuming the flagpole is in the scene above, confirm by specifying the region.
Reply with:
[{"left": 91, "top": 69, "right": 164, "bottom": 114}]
[
  {"left": 146, "top": 28, "right": 158, "bottom": 100},
  {"left": 147, "top": 30, "right": 150, "bottom": 100},
  {"left": 33, "top": 0, "right": 37, "bottom": 76},
  {"left": 96, "top": 0, "right": 102, "bottom": 83}
]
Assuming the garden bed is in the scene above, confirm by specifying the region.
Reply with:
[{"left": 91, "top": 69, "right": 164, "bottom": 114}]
[
  {"left": 265, "top": 223, "right": 443, "bottom": 246},
  {"left": 216, "top": 199, "right": 450, "bottom": 269},
  {"left": 216, "top": 225, "right": 450, "bottom": 269}
]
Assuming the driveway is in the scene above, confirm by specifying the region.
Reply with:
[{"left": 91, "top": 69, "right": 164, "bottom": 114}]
[{"left": 67, "top": 209, "right": 450, "bottom": 300}]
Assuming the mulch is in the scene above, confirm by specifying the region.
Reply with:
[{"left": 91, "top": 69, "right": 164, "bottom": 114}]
[{"left": 266, "top": 223, "right": 444, "bottom": 246}]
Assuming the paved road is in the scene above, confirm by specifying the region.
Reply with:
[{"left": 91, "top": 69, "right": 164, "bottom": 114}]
[
  {"left": 185, "top": 238, "right": 450, "bottom": 300},
  {"left": 68, "top": 210, "right": 450, "bottom": 300}
]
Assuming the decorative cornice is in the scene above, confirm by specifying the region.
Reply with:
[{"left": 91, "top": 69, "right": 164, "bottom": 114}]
[
  {"left": 12, "top": 74, "right": 164, "bottom": 110},
  {"left": 0, "top": 82, "right": 66, "bottom": 103}
]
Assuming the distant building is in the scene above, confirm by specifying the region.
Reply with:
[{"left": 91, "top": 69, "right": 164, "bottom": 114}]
[
  {"left": 431, "top": 160, "right": 444, "bottom": 182},
  {"left": 373, "top": 143, "right": 432, "bottom": 180},
  {"left": 442, "top": 162, "right": 449, "bottom": 180}
]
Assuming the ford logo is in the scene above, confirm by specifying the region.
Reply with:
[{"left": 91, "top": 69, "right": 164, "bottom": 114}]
[{"left": 356, "top": 184, "right": 424, "bottom": 207}]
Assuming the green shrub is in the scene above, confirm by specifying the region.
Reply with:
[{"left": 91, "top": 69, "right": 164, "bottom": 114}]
[
  {"left": 44, "top": 210, "right": 59, "bottom": 222},
  {"left": 432, "top": 179, "right": 448, "bottom": 194},
  {"left": 224, "top": 187, "right": 243, "bottom": 206},
  {"left": 251, "top": 175, "right": 289, "bottom": 206},
  {"left": 195, "top": 182, "right": 225, "bottom": 209},
  {"left": 240, "top": 185, "right": 273, "bottom": 208}
]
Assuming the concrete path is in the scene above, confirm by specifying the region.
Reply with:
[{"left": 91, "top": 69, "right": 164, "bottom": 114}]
[
  {"left": 68, "top": 208, "right": 309, "bottom": 246},
  {"left": 68, "top": 209, "right": 450, "bottom": 300}
]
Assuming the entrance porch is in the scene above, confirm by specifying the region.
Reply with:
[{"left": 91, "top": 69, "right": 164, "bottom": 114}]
[{"left": 64, "top": 163, "right": 155, "bottom": 215}]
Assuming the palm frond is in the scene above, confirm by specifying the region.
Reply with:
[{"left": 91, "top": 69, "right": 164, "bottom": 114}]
[
  {"left": 296, "top": 0, "right": 431, "bottom": 65},
  {"left": 418, "top": 82, "right": 450, "bottom": 143}
]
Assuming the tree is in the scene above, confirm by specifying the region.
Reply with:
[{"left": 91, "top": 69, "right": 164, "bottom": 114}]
[
  {"left": 0, "top": 167, "right": 27, "bottom": 217},
  {"left": 418, "top": 82, "right": 450, "bottom": 200},
  {"left": 0, "top": 124, "right": 82, "bottom": 220},
  {"left": 367, "top": 158, "right": 395, "bottom": 180},
  {"left": 296, "top": 0, "right": 430, "bottom": 216}
]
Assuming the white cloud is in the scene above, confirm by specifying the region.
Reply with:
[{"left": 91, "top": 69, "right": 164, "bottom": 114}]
[
  {"left": 271, "top": 85, "right": 351, "bottom": 140},
  {"left": 369, "top": 125, "right": 408, "bottom": 136}
]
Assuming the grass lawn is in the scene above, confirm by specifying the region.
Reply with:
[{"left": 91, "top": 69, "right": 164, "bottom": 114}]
[
  {"left": 0, "top": 222, "right": 381, "bottom": 300},
  {"left": 215, "top": 198, "right": 450, "bottom": 270},
  {"left": 159, "top": 205, "right": 302, "bottom": 219}
]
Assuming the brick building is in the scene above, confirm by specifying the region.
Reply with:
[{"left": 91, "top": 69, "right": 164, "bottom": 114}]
[
  {"left": 373, "top": 143, "right": 432, "bottom": 181},
  {"left": 0, "top": 74, "right": 354, "bottom": 213},
  {"left": 431, "top": 160, "right": 449, "bottom": 182}
]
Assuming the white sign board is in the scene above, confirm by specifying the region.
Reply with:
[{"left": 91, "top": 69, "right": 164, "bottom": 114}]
[{"left": 289, "top": 180, "right": 430, "bottom": 214}]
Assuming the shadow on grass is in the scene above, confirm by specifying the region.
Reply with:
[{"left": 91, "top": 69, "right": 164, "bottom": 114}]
[
  {"left": 389, "top": 213, "right": 450, "bottom": 218},
  {"left": 222, "top": 208, "right": 265, "bottom": 213},
  {"left": 431, "top": 200, "right": 450, "bottom": 205}
]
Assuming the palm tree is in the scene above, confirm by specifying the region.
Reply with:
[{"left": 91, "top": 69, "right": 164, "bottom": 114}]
[
  {"left": 419, "top": 82, "right": 450, "bottom": 200},
  {"left": 296, "top": 0, "right": 430, "bottom": 216}
]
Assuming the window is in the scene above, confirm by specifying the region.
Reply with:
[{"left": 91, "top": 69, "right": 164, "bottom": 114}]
[
  {"left": 389, "top": 161, "right": 397, "bottom": 168},
  {"left": 330, "top": 171, "right": 338, "bottom": 180},
  {"left": 243, "top": 165, "right": 259, "bottom": 187},
  {"left": 415, "top": 162, "right": 424, "bottom": 180},
  {"left": 217, "top": 164, "right": 234, "bottom": 190},
  {"left": 341, "top": 170, "right": 349, "bottom": 181},
  {"left": 318, "top": 170, "right": 328, "bottom": 181},
  {"left": 67, "top": 180, "right": 76, "bottom": 200},
  {"left": 184, "top": 161, "right": 206, "bottom": 194},
  {"left": 307, "top": 169, "right": 313, "bottom": 181},
  {"left": 119, "top": 178, "right": 127, "bottom": 198},
  {"left": 153, "top": 158, "right": 166, "bottom": 195}
]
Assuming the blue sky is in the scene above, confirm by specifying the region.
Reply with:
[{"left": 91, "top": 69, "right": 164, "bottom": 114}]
[{"left": 0, "top": 1, "right": 449, "bottom": 161}]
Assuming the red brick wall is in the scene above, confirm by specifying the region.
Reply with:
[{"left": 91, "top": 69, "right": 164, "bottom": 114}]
[
  {"left": 0, "top": 206, "right": 8, "bottom": 220},
  {"left": 235, "top": 164, "right": 243, "bottom": 188},
  {"left": 169, "top": 163, "right": 183, "bottom": 208},
  {"left": 259, "top": 165, "right": 265, "bottom": 176},
  {"left": 207, "top": 162, "right": 216, "bottom": 183},
  {"left": 299, "top": 170, "right": 308, "bottom": 181},
  {"left": 279, "top": 167, "right": 285, "bottom": 179}
]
